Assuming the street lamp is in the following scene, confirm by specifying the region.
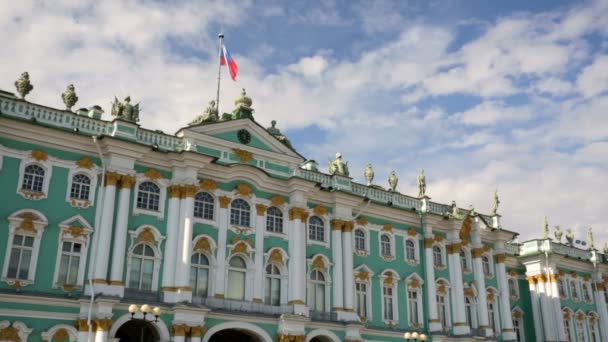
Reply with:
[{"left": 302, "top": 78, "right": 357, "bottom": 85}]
[
  {"left": 128, "top": 304, "right": 162, "bottom": 323},
  {"left": 404, "top": 332, "right": 427, "bottom": 341}
]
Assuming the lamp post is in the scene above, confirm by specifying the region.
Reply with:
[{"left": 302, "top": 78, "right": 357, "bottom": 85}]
[
  {"left": 404, "top": 332, "right": 427, "bottom": 341},
  {"left": 128, "top": 304, "right": 162, "bottom": 342}
]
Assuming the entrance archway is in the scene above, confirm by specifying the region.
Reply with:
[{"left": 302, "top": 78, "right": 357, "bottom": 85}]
[
  {"left": 306, "top": 329, "right": 341, "bottom": 342},
  {"left": 202, "top": 322, "right": 273, "bottom": 342},
  {"left": 115, "top": 319, "right": 160, "bottom": 342},
  {"left": 209, "top": 329, "right": 260, "bottom": 341}
]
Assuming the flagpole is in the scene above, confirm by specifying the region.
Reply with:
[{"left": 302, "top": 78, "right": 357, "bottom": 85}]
[{"left": 216, "top": 32, "right": 224, "bottom": 115}]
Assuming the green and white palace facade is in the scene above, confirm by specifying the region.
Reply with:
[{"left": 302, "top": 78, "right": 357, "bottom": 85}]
[{"left": 0, "top": 83, "right": 607, "bottom": 342}]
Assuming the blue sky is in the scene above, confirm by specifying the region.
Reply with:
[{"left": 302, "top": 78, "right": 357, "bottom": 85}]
[{"left": 1, "top": 0, "right": 607, "bottom": 244}]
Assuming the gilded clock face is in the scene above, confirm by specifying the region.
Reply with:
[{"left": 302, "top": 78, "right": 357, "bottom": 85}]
[{"left": 237, "top": 129, "right": 251, "bottom": 144}]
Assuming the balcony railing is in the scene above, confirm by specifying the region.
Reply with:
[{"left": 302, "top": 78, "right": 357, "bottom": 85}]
[
  {"left": 123, "top": 288, "right": 164, "bottom": 303},
  {"left": 192, "top": 296, "right": 294, "bottom": 316},
  {"left": 309, "top": 310, "right": 338, "bottom": 322}
]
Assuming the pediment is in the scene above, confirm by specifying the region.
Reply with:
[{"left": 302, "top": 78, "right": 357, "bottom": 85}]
[
  {"left": 178, "top": 118, "right": 304, "bottom": 161},
  {"left": 59, "top": 215, "right": 93, "bottom": 230}
]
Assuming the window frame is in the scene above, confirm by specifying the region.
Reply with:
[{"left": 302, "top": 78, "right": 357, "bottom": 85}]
[
  {"left": 569, "top": 278, "right": 580, "bottom": 302},
  {"left": 404, "top": 237, "right": 420, "bottom": 265},
  {"left": 2, "top": 210, "right": 48, "bottom": 287},
  {"left": 17, "top": 157, "right": 53, "bottom": 201},
  {"left": 581, "top": 281, "right": 593, "bottom": 304},
  {"left": 307, "top": 215, "right": 328, "bottom": 246},
  {"left": 193, "top": 191, "right": 216, "bottom": 223},
  {"left": 353, "top": 228, "right": 369, "bottom": 256},
  {"left": 52, "top": 215, "right": 93, "bottom": 289},
  {"left": 264, "top": 264, "right": 282, "bottom": 306},
  {"left": 487, "top": 288, "right": 501, "bottom": 335},
  {"left": 508, "top": 276, "right": 520, "bottom": 300},
  {"left": 226, "top": 256, "right": 248, "bottom": 301},
  {"left": 405, "top": 275, "right": 424, "bottom": 327},
  {"left": 460, "top": 247, "right": 471, "bottom": 273},
  {"left": 264, "top": 249, "right": 289, "bottom": 305},
  {"left": 307, "top": 269, "right": 329, "bottom": 312},
  {"left": 190, "top": 252, "right": 211, "bottom": 298},
  {"left": 125, "top": 226, "right": 164, "bottom": 292},
  {"left": 65, "top": 165, "right": 98, "bottom": 209},
  {"left": 512, "top": 308, "right": 525, "bottom": 342},
  {"left": 265, "top": 206, "right": 284, "bottom": 234},
  {"left": 230, "top": 198, "right": 252, "bottom": 228},
  {"left": 353, "top": 266, "right": 373, "bottom": 321},
  {"left": 432, "top": 243, "right": 447, "bottom": 269},
  {"left": 379, "top": 233, "right": 394, "bottom": 259},
  {"left": 380, "top": 271, "right": 400, "bottom": 324},
  {"left": 224, "top": 253, "right": 254, "bottom": 301},
  {"left": 132, "top": 175, "right": 168, "bottom": 219},
  {"left": 436, "top": 279, "right": 452, "bottom": 330},
  {"left": 482, "top": 253, "right": 494, "bottom": 278}
]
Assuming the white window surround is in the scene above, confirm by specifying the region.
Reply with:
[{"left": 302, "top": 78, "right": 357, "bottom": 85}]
[
  {"left": 132, "top": 174, "right": 169, "bottom": 219},
  {"left": 353, "top": 265, "right": 374, "bottom": 321},
  {"left": 581, "top": 281, "right": 593, "bottom": 304},
  {"left": 17, "top": 158, "right": 53, "bottom": 201},
  {"left": 65, "top": 165, "right": 98, "bottom": 209},
  {"left": 307, "top": 254, "right": 332, "bottom": 312},
  {"left": 126, "top": 225, "right": 165, "bottom": 291},
  {"left": 563, "top": 308, "right": 574, "bottom": 342},
  {"left": 0, "top": 321, "right": 33, "bottom": 341},
  {"left": 587, "top": 312, "right": 600, "bottom": 342},
  {"left": 569, "top": 278, "right": 581, "bottom": 302},
  {"left": 307, "top": 215, "right": 330, "bottom": 248},
  {"left": 482, "top": 253, "right": 495, "bottom": 278},
  {"left": 262, "top": 203, "right": 288, "bottom": 239},
  {"left": 558, "top": 277, "right": 569, "bottom": 299},
  {"left": 227, "top": 197, "right": 256, "bottom": 231},
  {"left": 379, "top": 270, "right": 400, "bottom": 325},
  {"left": 2, "top": 209, "right": 48, "bottom": 287},
  {"left": 405, "top": 274, "right": 424, "bottom": 327},
  {"left": 508, "top": 276, "right": 520, "bottom": 300},
  {"left": 487, "top": 287, "right": 501, "bottom": 334},
  {"left": 404, "top": 236, "right": 420, "bottom": 265},
  {"left": 263, "top": 249, "right": 289, "bottom": 305},
  {"left": 191, "top": 234, "right": 217, "bottom": 296},
  {"left": 574, "top": 310, "right": 588, "bottom": 342},
  {"left": 192, "top": 191, "right": 218, "bottom": 226},
  {"left": 353, "top": 227, "right": 370, "bottom": 256},
  {"left": 436, "top": 278, "right": 452, "bottom": 329},
  {"left": 433, "top": 243, "right": 447, "bottom": 270},
  {"left": 460, "top": 247, "right": 472, "bottom": 273},
  {"left": 379, "top": 232, "right": 396, "bottom": 261},
  {"left": 224, "top": 253, "right": 255, "bottom": 301},
  {"left": 41, "top": 324, "right": 78, "bottom": 342},
  {"left": 52, "top": 215, "right": 94, "bottom": 289},
  {"left": 511, "top": 307, "right": 525, "bottom": 342}
]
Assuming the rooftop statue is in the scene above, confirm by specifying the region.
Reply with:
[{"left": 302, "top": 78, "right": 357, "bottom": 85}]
[
  {"left": 603, "top": 242, "right": 608, "bottom": 254},
  {"left": 554, "top": 225, "right": 563, "bottom": 243},
  {"left": 388, "top": 170, "right": 398, "bottom": 191},
  {"left": 469, "top": 204, "right": 476, "bottom": 216},
  {"left": 418, "top": 169, "right": 426, "bottom": 197},
  {"left": 232, "top": 88, "right": 254, "bottom": 120},
  {"left": 491, "top": 189, "right": 500, "bottom": 216},
  {"left": 543, "top": 216, "right": 549, "bottom": 239},
  {"left": 189, "top": 100, "right": 219, "bottom": 126},
  {"left": 587, "top": 227, "right": 594, "bottom": 250},
  {"left": 111, "top": 96, "right": 140, "bottom": 123},
  {"left": 364, "top": 163, "right": 374, "bottom": 186},
  {"left": 565, "top": 228, "right": 574, "bottom": 246},
  {"left": 449, "top": 200, "right": 466, "bottom": 220},
  {"left": 266, "top": 120, "right": 293, "bottom": 149},
  {"left": 15, "top": 72, "right": 34, "bottom": 99},
  {"left": 328, "top": 152, "right": 349, "bottom": 176},
  {"left": 62, "top": 84, "right": 78, "bottom": 111}
]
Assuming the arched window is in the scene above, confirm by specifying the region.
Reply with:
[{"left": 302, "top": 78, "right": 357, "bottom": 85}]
[
  {"left": 307, "top": 270, "right": 326, "bottom": 312},
  {"left": 558, "top": 278, "right": 568, "bottom": 298},
  {"left": 308, "top": 216, "right": 325, "bottom": 242},
  {"left": 266, "top": 207, "right": 283, "bottom": 233},
  {"left": 230, "top": 199, "right": 251, "bottom": 227},
  {"left": 570, "top": 280, "right": 579, "bottom": 301},
  {"left": 482, "top": 255, "right": 492, "bottom": 276},
  {"left": 57, "top": 241, "right": 82, "bottom": 285},
  {"left": 70, "top": 174, "right": 91, "bottom": 200},
  {"left": 487, "top": 290, "right": 499, "bottom": 334},
  {"left": 137, "top": 182, "right": 160, "bottom": 211},
  {"left": 380, "top": 235, "right": 392, "bottom": 257},
  {"left": 460, "top": 248, "right": 469, "bottom": 270},
  {"left": 265, "top": 264, "right": 281, "bottom": 305},
  {"left": 575, "top": 314, "right": 585, "bottom": 341},
  {"left": 563, "top": 310, "right": 573, "bottom": 342},
  {"left": 128, "top": 244, "right": 156, "bottom": 290},
  {"left": 405, "top": 240, "right": 416, "bottom": 262},
  {"left": 465, "top": 295, "right": 476, "bottom": 327},
  {"left": 436, "top": 282, "right": 450, "bottom": 328},
  {"left": 7, "top": 234, "right": 35, "bottom": 280},
  {"left": 227, "top": 256, "right": 247, "bottom": 300},
  {"left": 589, "top": 314, "right": 600, "bottom": 342},
  {"left": 508, "top": 278, "right": 519, "bottom": 298},
  {"left": 22, "top": 164, "right": 45, "bottom": 192},
  {"left": 354, "top": 229, "right": 366, "bottom": 251},
  {"left": 582, "top": 282, "right": 592, "bottom": 303},
  {"left": 433, "top": 245, "right": 443, "bottom": 267},
  {"left": 194, "top": 192, "right": 214, "bottom": 220},
  {"left": 355, "top": 281, "right": 368, "bottom": 318},
  {"left": 190, "top": 253, "right": 210, "bottom": 297},
  {"left": 512, "top": 309, "right": 524, "bottom": 342}
]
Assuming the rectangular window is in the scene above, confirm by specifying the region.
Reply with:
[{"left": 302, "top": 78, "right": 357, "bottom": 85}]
[
  {"left": 356, "top": 282, "right": 367, "bottom": 318},
  {"left": 57, "top": 241, "right": 82, "bottom": 285},
  {"left": 265, "top": 277, "right": 280, "bottom": 306},
  {"left": 408, "top": 289, "right": 419, "bottom": 325},
  {"left": 7, "top": 234, "right": 34, "bottom": 280},
  {"left": 383, "top": 286, "right": 393, "bottom": 321}
]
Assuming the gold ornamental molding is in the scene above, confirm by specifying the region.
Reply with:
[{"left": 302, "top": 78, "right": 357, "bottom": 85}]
[
  {"left": 331, "top": 219, "right": 345, "bottom": 231},
  {"left": 447, "top": 243, "right": 462, "bottom": 254},
  {"left": 570, "top": 272, "right": 577, "bottom": 278},
  {"left": 583, "top": 275, "right": 590, "bottom": 282},
  {"left": 471, "top": 248, "right": 483, "bottom": 258},
  {"left": 194, "top": 238, "right": 212, "bottom": 253},
  {"left": 172, "top": 324, "right": 188, "bottom": 337},
  {"left": 406, "top": 228, "right": 418, "bottom": 236},
  {"left": 256, "top": 204, "right": 268, "bottom": 216},
  {"left": 596, "top": 283, "right": 605, "bottom": 291},
  {"left": 436, "top": 284, "right": 446, "bottom": 295},
  {"left": 487, "top": 291, "right": 495, "bottom": 301},
  {"left": 312, "top": 205, "right": 328, "bottom": 216},
  {"left": 355, "top": 271, "right": 369, "bottom": 281},
  {"left": 494, "top": 253, "right": 506, "bottom": 264},
  {"left": 535, "top": 274, "right": 547, "bottom": 283},
  {"left": 169, "top": 185, "right": 182, "bottom": 198},
  {"left": 408, "top": 278, "right": 421, "bottom": 288},
  {"left": 464, "top": 288, "right": 474, "bottom": 297},
  {"left": 93, "top": 319, "right": 113, "bottom": 332},
  {"left": 137, "top": 228, "right": 156, "bottom": 243},
  {"left": 383, "top": 273, "right": 395, "bottom": 286},
  {"left": 460, "top": 239, "right": 469, "bottom": 246},
  {"left": 526, "top": 276, "right": 537, "bottom": 285},
  {"left": 50, "top": 329, "right": 70, "bottom": 342},
  {"left": 200, "top": 179, "right": 219, "bottom": 192},
  {"left": 232, "top": 148, "right": 254, "bottom": 163},
  {"left": 219, "top": 196, "right": 231, "bottom": 208},
  {"left": 191, "top": 326, "right": 206, "bottom": 338},
  {"left": 0, "top": 326, "right": 20, "bottom": 342},
  {"left": 277, "top": 334, "right": 306, "bottom": 342},
  {"left": 382, "top": 224, "right": 393, "bottom": 232},
  {"left": 482, "top": 245, "right": 492, "bottom": 252},
  {"left": 270, "top": 195, "right": 286, "bottom": 207},
  {"left": 288, "top": 207, "right": 308, "bottom": 221},
  {"left": 75, "top": 156, "right": 94, "bottom": 169},
  {"left": 231, "top": 241, "right": 249, "bottom": 254},
  {"left": 433, "top": 235, "right": 444, "bottom": 242},
  {"left": 343, "top": 221, "right": 354, "bottom": 233},
  {"left": 508, "top": 270, "right": 518, "bottom": 277},
  {"left": 424, "top": 238, "right": 434, "bottom": 248},
  {"left": 459, "top": 216, "right": 472, "bottom": 240},
  {"left": 143, "top": 168, "right": 164, "bottom": 180},
  {"left": 512, "top": 310, "right": 522, "bottom": 319},
  {"left": 312, "top": 256, "right": 326, "bottom": 270},
  {"left": 181, "top": 185, "right": 198, "bottom": 198},
  {"left": 356, "top": 216, "right": 368, "bottom": 226},
  {"left": 234, "top": 183, "right": 253, "bottom": 197},
  {"left": 287, "top": 299, "right": 305, "bottom": 305},
  {"left": 549, "top": 274, "right": 559, "bottom": 283},
  {"left": 104, "top": 171, "right": 121, "bottom": 186},
  {"left": 119, "top": 175, "right": 136, "bottom": 189},
  {"left": 75, "top": 319, "right": 89, "bottom": 332},
  {"left": 31, "top": 149, "right": 48, "bottom": 161},
  {"left": 268, "top": 249, "right": 284, "bottom": 265},
  {"left": 66, "top": 226, "right": 85, "bottom": 239}
]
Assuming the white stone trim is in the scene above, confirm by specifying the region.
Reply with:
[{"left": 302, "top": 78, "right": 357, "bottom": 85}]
[
  {"left": 224, "top": 253, "right": 256, "bottom": 301},
  {"left": 379, "top": 270, "right": 400, "bottom": 325},
  {"left": 0, "top": 320, "right": 33, "bottom": 341},
  {"left": 16, "top": 156, "right": 53, "bottom": 201},
  {"left": 192, "top": 190, "right": 218, "bottom": 227},
  {"left": 305, "top": 329, "right": 341, "bottom": 342},
  {"left": 228, "top": 196, "right": 256, "bottom": 230},
  {"left": 264, "top": 247, "right": 289, "bottom": 305},
  {"left": 405, "top": 273, "right": 424, "bottom": 327},
  {"left": 52, "top": 215, "right": 94, "bottom": 289},
  {"left": 353, "top": 265, "right": 374, "bottom": 321},
  {"left": 132, "top": 174, "right": 169, "bottom": 219},
  {"left": 403, "top": 235, "right": 420, "bottom": 266},
  {"left": 512, "top": 307, "right": 525, "bottom": 342},
  {"left": 64, "top": 164, "right": 99, "bottom": 209},
  {"left": 201, "top": 321, "right": 273, "bottom": 342},
  {"left": 306, "top": 215, "right": 330, "bottom": 248},
  {"left": 378, "top": 231, "right": 396, "bottom": 262},
  {"left": 41, "top": 324, "right": 78, "bottom": 342},
  {"left": 2, "top": 209, "right": 48, "bottom": 287},
  {"left": 307, "top": 254, "right": 333, "bottom": 312},
  {"left": 125, "top": 225, "right": 165, "bottom": 291},
  {"left": 352, "top": 227, "right": 370, "bottom": 257},
  {"left": 264, "top": 205, "right": 287, "bottom": 236}
]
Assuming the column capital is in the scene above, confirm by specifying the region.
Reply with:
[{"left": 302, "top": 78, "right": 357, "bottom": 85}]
[
  {"left": 277, "top": 334, "right": 306, "bottom": 342},
  {"left": 181, "top": 184, "right": 198, "bottom": 198},
  {"left": 118, "top": 175, "right": 135, "bottom": 189},
  {"left": 104, "top": 171, "right": 121, "bottom": 186},
  {"left": 219, "top": 196, "right": 231, "bottom": 208},
  {"left": 190, "top": 326, "right": 206, "bottom": 337},
  {"left": 256, "top": 204, "right": 268, "bottom": 216},
  {"left": 75, "top": 319, "right": 89, "bottom": 332},
  {"left": 93, "top": 318, "right": 113, "bottom": 331},
  {"left": 595, "top": 283, "right": 605, "bottom": 291},
  {"left": 494, "top": 253, "right": 506, "bottom": 264},
  {"left": 424, "top": 238, "right": 434, "bottom": 248},
  {"left": 169, "top": 185, "right": 183, "bottom": 198},
  {"left": 471, "top": 247, "right": 483, "bottom": 258},
  {"left": 535, "top": 274, "right": 547, "bottom": 283},
  {"left": 447, "top": 242, "right": 462, "bottom": 254},
  {"left": 343, "top": 221, "right": 354, "bottom": 233},
  {"left": 172, "top": 324, "right": 189, "bottom": 337},
  {"left": 331, "top": 219, "right": 345, "bottom": 231},
  {"left": 549, "top": 273, "right": 559, "bottom": 283},
  {"left": 288, "top": 207, "right": 309, "bottom": 221},
  {"left": 526, "top": 275, "right": 537, "bottom": 284}
]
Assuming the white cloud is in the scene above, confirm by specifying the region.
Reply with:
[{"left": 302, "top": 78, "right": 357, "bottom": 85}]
[
  {"left": 533, "top": 77, "right": 574, "bottom": 95},
  {"left": 577, "top": 55, "right": 608, "bottom": 97},
  {"left": 454, "top": 101, "right": 534, "bottom": 126}
]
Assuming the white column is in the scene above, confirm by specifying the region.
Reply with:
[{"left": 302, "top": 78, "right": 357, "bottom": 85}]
[
  {"left": 93, "top": 172, "right": 119, "bottom": 281},
  {"left": 175, "top": 186, "right": 196, "bottom": 297},
  {"left": 448, "top": 241, "right": 469, "bottom": 335},
  {"left": 213, "top": 196, "right": 230, "bottom": 298},
  {"left": 549, "top": 272, "right": 566, "bottom": 342},
  {"left": 287, "top": 207, "right": 307, "bottom": 315},
  {"left": 495, "top": 254, "right": 516, "bottom": 341},
  {"left": 253, "top": 204, "right": 267, "bottom": 302},
  {"left": 161, "top": 186, "right": 181, "bottom": 290},
  {"left": 536, "top": 275, "right": 556, "bottom": 341},
  {"left": 527, "top": 276, "right": 545, "bottom": 342},
  {"left": 331, "top": 222, "right": 344, "bottom": 310},
  {"left": 109, "top": 176, "right": 134, "bottom": 286},
  {"left": 422, "top": 216, "right": 441, "bottom": 332},
  {"left": 342, "top": 222, "right": 354, "bottom": 311},
  {"left": 76, "top": 320, "right": 88, "bottom": 342},
  {"left": 472, "top": 248, "right": 490, "bottom": 334},
  {"left": 595, "top": 282, "right": 608, "bottom": 342}
]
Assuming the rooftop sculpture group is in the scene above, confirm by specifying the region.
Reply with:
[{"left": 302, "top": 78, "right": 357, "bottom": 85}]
[{"left": 111, "top": 96, "right": 140, "bottom": 123}]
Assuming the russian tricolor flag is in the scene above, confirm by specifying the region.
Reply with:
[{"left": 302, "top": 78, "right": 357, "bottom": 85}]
[{"left": 220, "top": 44, "right": 238, "bottom": 81}]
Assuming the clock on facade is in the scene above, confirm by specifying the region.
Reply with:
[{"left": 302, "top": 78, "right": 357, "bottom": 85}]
[{"left": 237, "top": 129, "right": 251, "bottom": 144}]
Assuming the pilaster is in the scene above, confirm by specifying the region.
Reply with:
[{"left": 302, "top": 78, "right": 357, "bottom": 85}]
[
  {"left": 108, "top": 174, "right": 135, "bottom": 296},
  {"left": 331, "top": 219, "right": 344, "bottom": 311},
  {"left": 287, "top": 207, "right": 308, "bottom": 316},
  {"left": 471, "top": 226, "right": 490, "bottom": 337},
  {"left": 422, "top": 215, "right": 441, "bottom": 332},
  {"left": 213, "top": 195, "right": 231, "bottom": 298},
  {"left": 174, "top": 184, "right": 197, "bottom": 302},
  {"left": 253, "top": 204, "right": 267, "bottom": 302},
  {"left": 527, "top": 275, "right": 545, "bottom": 342},
  {"left": 162, "top": 184, "right": 182, "bottom": 302},
  {"left": 594, "top": 280, "right": 608, "bottom": 342},
  {"left": 494, "top": 247, "right": 516, "bottom": 341},
  {"left": 548, "top": 271, "right": 566, "bottom": 342},
  {"left": 536, "top": 274, "right": 556, "bottom": 341},
  {"left": 447, "top": 220, "right": 469, "bottom": 335}
]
